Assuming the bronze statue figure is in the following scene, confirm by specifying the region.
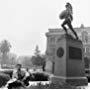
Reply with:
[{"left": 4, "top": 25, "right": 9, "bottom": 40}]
[{"left": 59, "top": 2, "right": 79, "bottom": 40}]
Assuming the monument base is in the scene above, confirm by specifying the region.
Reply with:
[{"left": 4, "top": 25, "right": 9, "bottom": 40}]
[{"left": 51, "top": 76, "right": 88, "bottom": 86}]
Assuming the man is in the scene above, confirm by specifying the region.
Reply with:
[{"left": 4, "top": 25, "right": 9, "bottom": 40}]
[
  {"left": 12, "top": 64, "right": 25, "bottom": 80},
  {"left": 60, "top": 2, "right": 79, "bottom": 40},
  {"left": 6, "top": 64, "right": 26, "bottom": 89}
]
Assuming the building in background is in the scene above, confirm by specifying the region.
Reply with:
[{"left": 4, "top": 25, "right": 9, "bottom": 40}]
[{"left": 46, "top": 24, "right": 90, "bottom": 60}]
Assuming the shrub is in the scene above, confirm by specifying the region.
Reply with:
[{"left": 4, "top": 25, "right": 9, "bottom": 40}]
[
  {"left": 0, "top": 73, "right": 10, "bottom": 87},
  {"left": 1, "top": 70, "right": 13, "bottom": 78},
  {"left": 25, "top": 72, "right": 49, "bottom": 81},
  {"left": 32, "top": 72, "right": 49, "bottom": 81}
]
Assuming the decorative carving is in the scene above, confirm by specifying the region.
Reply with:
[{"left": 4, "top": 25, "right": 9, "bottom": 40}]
[{"left": 57, "top": 47, "right": 64, "bottom": 58}]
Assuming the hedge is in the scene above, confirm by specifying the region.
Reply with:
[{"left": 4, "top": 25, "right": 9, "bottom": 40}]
[
  {"left": 1, "top": 70, "right": 13, "bottom": 78},
  {"left": 0, "top": 73, "right": 10, "bottom": 88}
]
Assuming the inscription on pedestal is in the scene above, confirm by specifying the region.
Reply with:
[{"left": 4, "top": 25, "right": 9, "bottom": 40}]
[{"left": 69, "top": 46, "right": 82, "bottom": 60}]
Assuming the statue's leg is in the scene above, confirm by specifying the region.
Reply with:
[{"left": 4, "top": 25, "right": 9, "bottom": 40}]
[
  {"left": 67, "top": 20, "right": 79, "bottom": 39},
  {"left": 61, "top": 20, "right": 68, "bottom": 34}
]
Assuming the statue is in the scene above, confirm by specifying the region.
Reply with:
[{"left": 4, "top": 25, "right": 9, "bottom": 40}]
[{"left": 59, "top": 2, "right": 79, "bottom": 40}]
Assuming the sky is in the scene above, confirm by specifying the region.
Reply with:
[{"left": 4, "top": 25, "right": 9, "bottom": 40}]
[{"left": 0, "top": 0, "right": 90, "bottom": 56}]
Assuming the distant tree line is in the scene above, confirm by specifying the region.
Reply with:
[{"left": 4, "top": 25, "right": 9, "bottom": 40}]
[{"left": 0, "top": 40, "right": 46, "bottom": 69}]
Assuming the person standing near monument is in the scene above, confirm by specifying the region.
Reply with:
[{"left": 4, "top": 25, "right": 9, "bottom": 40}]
[{"left": 59, "top": 2, "right": 79, "bottom": 40}]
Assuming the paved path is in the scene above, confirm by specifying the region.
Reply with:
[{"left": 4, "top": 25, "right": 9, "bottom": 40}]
[
  {"left": 84, "top": 83, "right": 90, "bottom": 89},
  {"left": 76, "top": 83, "right": 90, "bottom": 89}
]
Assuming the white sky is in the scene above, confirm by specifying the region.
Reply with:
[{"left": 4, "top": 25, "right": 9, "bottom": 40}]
[{"left": 0, "top": 0, "right": 90, "bottom": 56}]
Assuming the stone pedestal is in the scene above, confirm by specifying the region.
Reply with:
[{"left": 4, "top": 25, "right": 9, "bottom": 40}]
[{"left": 51, "top": 34, "right": 88, "bottom": 86}]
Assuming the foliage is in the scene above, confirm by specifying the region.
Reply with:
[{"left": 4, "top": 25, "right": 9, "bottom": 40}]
[
  {"left": 1, "top": 70, "right": 13, "bottom": 78},
  {"left": 0, "top": 70, "right": 77, "bottom": 89},
  {"left": 0, "top": 40, "right": 11, "bottom": 66},
  {"left": 34, "top": 45, "right": 40, "bottom": 56},
  {"left": 1, "top": 53, "right": 17, "bottom": 68},
  {"left": 0, "top": 72, "right": 10, "bottom": 88},
  {"left": 27, "top": 72, "right": 49, "bottom": 81},
  {"left": 0, "top": 40, "right": 11, "bottom": 54},
  {"left": 31, "top": 45, "right": 46, "bottom": 67},
  {"left": 31, "top": 55, "right": 45, "bottom": 66}
]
